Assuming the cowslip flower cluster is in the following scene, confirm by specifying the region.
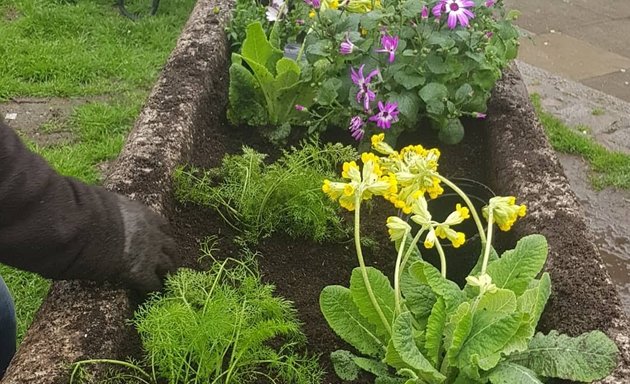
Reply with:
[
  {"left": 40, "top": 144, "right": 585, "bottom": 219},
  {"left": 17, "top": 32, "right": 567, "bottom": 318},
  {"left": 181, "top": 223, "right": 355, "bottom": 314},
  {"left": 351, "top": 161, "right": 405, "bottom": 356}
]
[
  {"left": 322, "top": 153, "right": 396, "bottom": 211},
  {"left": 371, "top": 134, "right": 443, "bottom": 212},
  {"left": 482, "top": 196, "right": 527, "bottom": 231}
]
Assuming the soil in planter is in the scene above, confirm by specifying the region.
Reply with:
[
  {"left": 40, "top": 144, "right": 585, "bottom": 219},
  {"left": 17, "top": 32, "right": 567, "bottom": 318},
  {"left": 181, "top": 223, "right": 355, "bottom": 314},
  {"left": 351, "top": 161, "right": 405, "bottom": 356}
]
[{"left": 166, "top": 118, "right": 499, "bottom": 384}]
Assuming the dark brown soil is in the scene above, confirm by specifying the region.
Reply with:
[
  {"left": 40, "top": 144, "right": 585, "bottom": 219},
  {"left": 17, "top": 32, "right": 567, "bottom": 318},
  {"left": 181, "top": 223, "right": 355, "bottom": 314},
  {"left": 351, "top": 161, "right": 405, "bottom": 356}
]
[{"left": 169, "top": 118, "right": 496, "bottom": 383}]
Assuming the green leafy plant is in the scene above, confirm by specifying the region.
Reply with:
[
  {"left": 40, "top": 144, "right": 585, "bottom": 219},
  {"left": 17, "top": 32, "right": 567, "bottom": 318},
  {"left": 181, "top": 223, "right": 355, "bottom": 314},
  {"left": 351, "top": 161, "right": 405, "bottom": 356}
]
[
  {"left": 71, "top": 257, "right": 323, "bottom": 384},
  {"left": 226, "top": 0, "right": 519, "bottom": 145},
  {"left": 297, "top": 0, "right": 519, "bottom": 144},
  {"left": 174, "top": 139, "right": 356, "bottom": 244},
  {"left": 228, "top": 21, "right": 315, "bottom": 143},
  {"left": 318, "top": 135, "right": 619, "bottom": 383}
]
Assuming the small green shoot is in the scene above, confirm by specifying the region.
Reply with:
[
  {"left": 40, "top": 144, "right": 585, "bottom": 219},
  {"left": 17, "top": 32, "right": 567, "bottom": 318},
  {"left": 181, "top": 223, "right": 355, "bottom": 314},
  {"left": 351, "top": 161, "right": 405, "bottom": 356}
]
[
  {"left": 174, "top": 139, "right": 356, "bottom": 244},
  {"left": 71, "top": 256, "right": 323, "bottom": 384}
]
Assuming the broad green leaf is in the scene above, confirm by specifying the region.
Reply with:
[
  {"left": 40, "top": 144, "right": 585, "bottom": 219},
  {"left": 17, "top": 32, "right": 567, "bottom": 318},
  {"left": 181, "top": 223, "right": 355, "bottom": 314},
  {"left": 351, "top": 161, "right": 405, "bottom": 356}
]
[
  {"left": 477, "top": 288, "right": 516, "bottom": 314},
  {"left": 353, "top": 356, "right": 391, "bottom": 377},
  {"left": 240, "top": 55, "right": 277, "bottom": 115},
  {"left": 400, "top": 0, "right": 423, "bottom": 17},
  {"left": 320, "top": 285, "right": 385, "bottom": 357},
  {"left": 425, "top": 297, "right": 446, "bottom": 366},
  {"left": 455, "top": 83, "right": 473, "bottom": 103},
  {"left": 501, "top": 274, "right": 552, "bottom": 356},
  {"left": 438, "top": 118, "right": 464, "bottom": 145},
  {"left": 516, "top": 272, "right": 551, "bottom": 326},
  {"left": 444, "top": 302, "right": 473, "bottom": 367},
  {"left": 316, "top": 78, "right": 342, "bottom": 106},
  {"left": 457, "top": 312, "right": 522, "bottom": 370},
  {"left": 486, "top": 362, "right": 543, "bottom": 384},
  {"left": 241, "top": 22, "right": 282, "bottom": 73},
  {"left": 227, "top": 63, "right": 268, "bottom": 126},
  {"left": 487, "top": 235, "right": 548, "bottom": 296},
  {"left": 392, "top": 312, "right": 446, "bottom": 384},
  {"left": 409, "top": 261, "right": 465, "bottom": 311},
  {"left": 393, "top": 70, "right": 425, "bottom": 90},
  {"left": 375, "top": 377, "right": 407, "bottom": 384},
  {"left": 350, "top": 267, "right": 396, "bottom": 340},
  {"left": 419, "top": 82, "right": 448, "bottom": 103},
  {"left": 426, "top": 55, "right": 449, "bottom": 74},
  {"left": 389, "top": 92, "right": 420, "bottom": 123},
  {"left": 274, "top": 58, "right": 300, "bottom": 90},
  {"left": 330, "top": 350, "right": 360, "bottom": 380},
  {"left": 426, "top": 100, "right": 445, "bottom": 115},
  {"left": 401, "top": 272, "right": 436, "bottom": 321},
  {"left": 508, "top": 330, "right": 619, "bottom": 382}
]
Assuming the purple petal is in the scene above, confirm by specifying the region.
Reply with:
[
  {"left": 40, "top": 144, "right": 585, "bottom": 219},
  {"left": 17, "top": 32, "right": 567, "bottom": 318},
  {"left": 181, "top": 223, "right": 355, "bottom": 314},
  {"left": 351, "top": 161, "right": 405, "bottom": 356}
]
[
  {"left": 463, "top": 8, "right": 475, "bottom": 19},
  {"left": 389, "top": 52, "right": 395, "bottom": 63},
  {"left": 457, "top": 12, "right": 469, "bottom": 28},
  {"left": 447, "top": 13, "right": 457, "bottom": 29},
  {"left": 366, "top": 69, "right": 380, "bottom": 82}
]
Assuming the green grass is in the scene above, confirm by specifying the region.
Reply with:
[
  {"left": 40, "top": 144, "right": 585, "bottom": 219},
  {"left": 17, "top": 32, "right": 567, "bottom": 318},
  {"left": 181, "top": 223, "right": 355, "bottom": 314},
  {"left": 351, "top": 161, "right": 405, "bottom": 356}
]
[
  {"left": 532, "top": 94, "right": 630, "bottom": 190},
  {"left": 1, "top": 0, "right": 196, "bottom": 344}
]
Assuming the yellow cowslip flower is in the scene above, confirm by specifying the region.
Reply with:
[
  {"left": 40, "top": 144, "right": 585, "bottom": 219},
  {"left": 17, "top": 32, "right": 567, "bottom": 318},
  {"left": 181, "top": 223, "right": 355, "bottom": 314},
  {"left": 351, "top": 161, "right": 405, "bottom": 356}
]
[
  {"left": 360, "top": 27, "right": 368, "bottom": 37},
  {"left": 345, "top": 0, "right": 381, "bottom": 13},
  {"left": 424, "top": 228, "right": 437, "bottom": 249},
  {"left": 409, "top": 196, "right": 468, "bottom": 248},
  {"left": 309, "top": 9, "right": 316, "bottom": 17},
  {"left": 482, "top": 196, "right": 527, "bottom": 231},
  {"left": 434, "top": 225, "right": 466, "bottom": 248},
  {"left": 443, "top": 203, "right": 470, "bottom": 226},
  {"left": 371, "top": 134, "right": 396, "bottom": 156},
  {"left": 322, "top": 157, "right": 394, "bottom": 211},
  {"left": 320, "top": 0, "right": 339, "bottom": 10},
  {"left": 386, "top": 216, "right": 411, "bottom": 242}
]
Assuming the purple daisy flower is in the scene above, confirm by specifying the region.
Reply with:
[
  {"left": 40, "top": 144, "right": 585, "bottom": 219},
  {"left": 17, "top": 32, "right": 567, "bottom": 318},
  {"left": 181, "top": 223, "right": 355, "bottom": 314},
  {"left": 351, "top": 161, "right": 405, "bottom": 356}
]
[
  {"left": 349, "top": 116, "right": 365, "bottom": 140},
  {"left": 376, "top": 34, "right": 399, "bottom": 64},
  {"left": 485, "top": 0, "right": 495, "bottom": 6},
  {"left": 350, "top": 65, "right": 380, "bottom": 111},
  {"left": 443, "top": 0, "right": 475, "bottom": 29},
  {"left": 340, "top": 35, "right": 355, "bottom": 55},
  {"left": 369, "top": 101, "right": 399, "bottom": 130},
  {"left": 304, "top": 0, "right": 320, "bottom": 7},
  {"left": 295, "top": 104, "right": 306, "bottom": 111},
  {"left": 432, "top": 0, "right": 446, "bottom": 17},
  {"left": 474, "top": 112, "right": 487, "bottom": 119}
]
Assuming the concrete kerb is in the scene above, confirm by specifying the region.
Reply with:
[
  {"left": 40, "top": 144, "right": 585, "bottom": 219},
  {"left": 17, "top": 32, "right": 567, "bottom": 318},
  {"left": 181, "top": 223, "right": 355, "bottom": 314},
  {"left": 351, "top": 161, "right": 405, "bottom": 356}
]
[
  {"left": 2, "top": 7, "right": 629, "bottom": 383},
  {"left": 0, "top": 0, "right": 232, "bottom": 381}
]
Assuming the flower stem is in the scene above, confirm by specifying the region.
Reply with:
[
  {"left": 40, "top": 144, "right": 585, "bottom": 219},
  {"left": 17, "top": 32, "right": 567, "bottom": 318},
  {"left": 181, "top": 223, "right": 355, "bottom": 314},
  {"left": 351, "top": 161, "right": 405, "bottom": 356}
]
[
  {"left": 434, "top": 238, "right": 447, "bottom": 278},
  {"left": 437, "top": 175, "right": 487, "bottom": 245},
  {"left": 481, "top": 210, "right": 494, "bottom": 275},
  {"left": 354, "top": 196, "right": 392, "bottom": 336},
  {"left": 394, "top": 231, "right": 409, "bottom": 316}
]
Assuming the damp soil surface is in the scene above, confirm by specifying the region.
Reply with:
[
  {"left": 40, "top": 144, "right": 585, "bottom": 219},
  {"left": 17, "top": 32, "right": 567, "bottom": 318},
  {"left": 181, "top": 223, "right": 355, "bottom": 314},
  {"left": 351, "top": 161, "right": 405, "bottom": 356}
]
[{"left": 167, "top": 118, "right": 496, "bottom": 383}]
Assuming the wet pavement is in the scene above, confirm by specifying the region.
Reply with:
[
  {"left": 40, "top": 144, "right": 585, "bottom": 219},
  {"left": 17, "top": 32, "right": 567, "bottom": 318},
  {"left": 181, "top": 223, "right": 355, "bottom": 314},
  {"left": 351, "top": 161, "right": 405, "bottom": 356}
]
[{"left": 504, "top": 0, "right": 630, "bottom": 315}]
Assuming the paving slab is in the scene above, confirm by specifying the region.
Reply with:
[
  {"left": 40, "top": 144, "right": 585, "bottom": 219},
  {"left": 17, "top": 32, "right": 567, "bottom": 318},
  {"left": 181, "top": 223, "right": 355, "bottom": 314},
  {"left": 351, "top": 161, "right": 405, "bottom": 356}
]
[
  {"left": 564, "top": 18, "right": 630, "bottom": 59},
  {"left": 582, "top": 71, "right": 630, "bottom": 104},
  {"left": 517, "top": 31, "right": 630, "bottom": 81},
  {"left": 503, "top": 0, "right": 609, "bottom": 35}
]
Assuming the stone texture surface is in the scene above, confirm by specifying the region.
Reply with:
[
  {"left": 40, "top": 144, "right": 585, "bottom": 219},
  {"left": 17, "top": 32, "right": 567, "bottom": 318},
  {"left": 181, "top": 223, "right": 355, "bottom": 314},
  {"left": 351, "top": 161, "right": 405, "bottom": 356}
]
[
  {"left": 487, "top": 64, "right": 629, "bottom": 383},
  {"left": 0, "top": 0, "right": 232, "bottom": 381}
]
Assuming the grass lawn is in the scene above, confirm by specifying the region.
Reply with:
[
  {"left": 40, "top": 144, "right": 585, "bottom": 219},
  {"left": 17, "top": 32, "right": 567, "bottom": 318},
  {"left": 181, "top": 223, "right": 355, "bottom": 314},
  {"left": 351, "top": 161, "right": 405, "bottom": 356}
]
[
  {"left": 0, "top": 0, "right": 196, "bottom": 342},
  {"left": 532, "top": 94, "right": 630, "bottom": 190}
]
